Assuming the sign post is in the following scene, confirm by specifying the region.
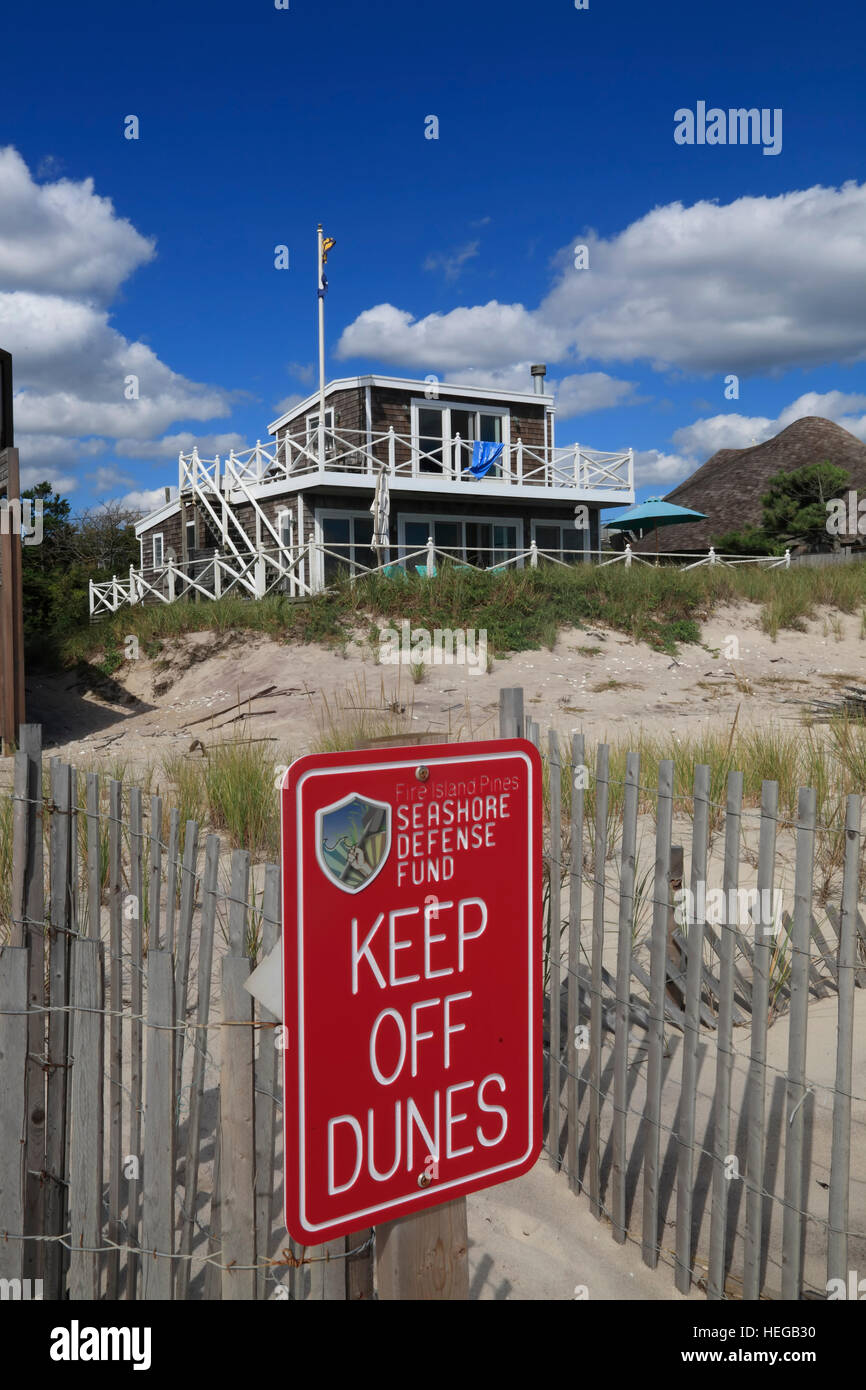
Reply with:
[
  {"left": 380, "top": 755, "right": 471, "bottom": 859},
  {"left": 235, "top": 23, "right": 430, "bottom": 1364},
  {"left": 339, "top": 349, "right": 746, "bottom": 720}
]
[
  {"left": 281, "top": 736, "right": 542, "bottom": 1298},
  {"left": 0, "top": 347, "right": 25, "bottom": 753}
]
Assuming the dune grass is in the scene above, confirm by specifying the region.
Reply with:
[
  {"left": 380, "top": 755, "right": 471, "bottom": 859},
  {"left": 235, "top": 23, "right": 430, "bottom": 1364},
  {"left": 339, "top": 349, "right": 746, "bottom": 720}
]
[{"left": 59, "top": 558, "right": 866, "bottom": 678}]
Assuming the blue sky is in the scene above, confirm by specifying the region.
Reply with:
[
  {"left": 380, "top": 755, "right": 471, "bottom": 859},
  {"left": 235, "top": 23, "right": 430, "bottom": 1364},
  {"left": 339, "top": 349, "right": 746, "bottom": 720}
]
[{"left": 2, "top": 0, "right": 866, "bottom": 513}]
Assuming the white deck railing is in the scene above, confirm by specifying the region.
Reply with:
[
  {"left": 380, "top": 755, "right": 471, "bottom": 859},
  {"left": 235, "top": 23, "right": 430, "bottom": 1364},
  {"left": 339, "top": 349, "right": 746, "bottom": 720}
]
[
  {"left": 183, "top": 428, "right": 634, "bottom": 496},
  {"left": 89, "top": 543, "right": 790, "bottom": 617}
]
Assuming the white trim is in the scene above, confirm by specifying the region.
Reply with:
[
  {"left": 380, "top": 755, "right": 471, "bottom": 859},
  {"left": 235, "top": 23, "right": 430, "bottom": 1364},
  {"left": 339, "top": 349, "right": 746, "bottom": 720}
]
[
  {"left": 268, "top": 374, "right": 554, "bottom": 434},
  {"left": 152, "top": 533, "right": 165, "bottom": 568},
  {"left": 135, "top": 498, "right": 180, "bottom": 536}
]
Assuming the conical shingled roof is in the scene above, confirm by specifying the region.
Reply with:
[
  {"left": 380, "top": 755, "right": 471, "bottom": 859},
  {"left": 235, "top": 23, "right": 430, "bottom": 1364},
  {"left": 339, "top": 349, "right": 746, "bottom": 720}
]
[{"left": 631, "top": 416, "right": 866, "bottom": 553}]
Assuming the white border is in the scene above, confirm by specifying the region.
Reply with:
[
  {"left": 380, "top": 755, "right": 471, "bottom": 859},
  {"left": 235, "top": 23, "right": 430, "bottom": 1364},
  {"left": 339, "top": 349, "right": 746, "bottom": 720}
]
[{"left": 284, "top": 748, "right": 537, "bottom": 1237}]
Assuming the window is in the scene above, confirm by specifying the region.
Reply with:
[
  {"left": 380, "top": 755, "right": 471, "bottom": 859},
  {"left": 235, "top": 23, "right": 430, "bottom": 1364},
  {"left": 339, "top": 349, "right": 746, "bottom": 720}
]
[
  {"left": 318, "top": 511, "right": 375, "bottom": 586},
  {"left": 401, "top": 515, "right": 522, "bottom": 569},
  {"left": 152, "top": 534, "right": 164, "bottom": 568},
  {"left": 277, "top": 510, "right": 293, "bottom": 549},
  {"left": 533, "top": 520, "right": 587, "bottom": 564},
  {"left": 306, "top": 409, "right": 335, "bottom": 449},
  {"left": 185, "top": 519, "right": 196, "bottom": 554},
  {"left": 411, "top": 400, "right": 510, "bottom": 479}
]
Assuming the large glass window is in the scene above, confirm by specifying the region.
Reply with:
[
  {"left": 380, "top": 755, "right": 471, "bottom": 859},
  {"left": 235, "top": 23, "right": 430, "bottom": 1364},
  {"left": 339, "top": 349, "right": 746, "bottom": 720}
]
[
  {"left": 413, "top": 402, "right": 509, "bottom": 478},
  {"left": 402, "top": 517, "right": 520, "bottom": 569},
  {"left": 321, "top": 513, "right": 376, "bottom": 586},
  {"left": 534, "top": 522, "right": 586, "bottom": 564},
  {"left": 418, "top": 408, "right": 444, "bottom": 473}
]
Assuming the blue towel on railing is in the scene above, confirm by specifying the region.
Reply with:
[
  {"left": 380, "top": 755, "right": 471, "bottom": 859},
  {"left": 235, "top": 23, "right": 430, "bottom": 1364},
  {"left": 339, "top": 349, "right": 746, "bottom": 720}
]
[{"left": 466, "top": 440, "right": 504, "bottom": 478}]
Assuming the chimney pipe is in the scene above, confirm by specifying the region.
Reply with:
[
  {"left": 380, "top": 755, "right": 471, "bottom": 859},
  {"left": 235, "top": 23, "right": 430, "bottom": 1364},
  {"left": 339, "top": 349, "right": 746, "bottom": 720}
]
[{"left": 530, "top": 364, "right": 547, "bottom": 395}]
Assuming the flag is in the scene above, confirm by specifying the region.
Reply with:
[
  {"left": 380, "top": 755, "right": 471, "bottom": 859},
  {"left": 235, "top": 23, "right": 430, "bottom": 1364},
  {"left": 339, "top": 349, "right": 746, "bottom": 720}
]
[{"left": 322, "top": 236, "right": 336, "bottom": 262}]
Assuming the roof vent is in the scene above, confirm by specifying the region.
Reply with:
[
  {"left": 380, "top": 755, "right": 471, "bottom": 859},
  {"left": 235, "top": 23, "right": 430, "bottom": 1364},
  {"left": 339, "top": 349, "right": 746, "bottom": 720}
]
[{"left": 530, "top": 364, "right": 547, "bottom": 395}]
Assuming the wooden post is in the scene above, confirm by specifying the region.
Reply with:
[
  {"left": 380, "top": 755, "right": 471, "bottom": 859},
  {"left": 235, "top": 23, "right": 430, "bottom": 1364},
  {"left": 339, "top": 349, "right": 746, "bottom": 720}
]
[{"left": 375, "top": 1199, "right": 469, "bottom": 1300}]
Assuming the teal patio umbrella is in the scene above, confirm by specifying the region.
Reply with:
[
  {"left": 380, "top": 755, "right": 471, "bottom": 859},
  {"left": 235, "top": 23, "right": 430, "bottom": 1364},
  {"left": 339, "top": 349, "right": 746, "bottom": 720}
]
[{"left": 604, "top": 498, "right": 708, "bottom": 562}]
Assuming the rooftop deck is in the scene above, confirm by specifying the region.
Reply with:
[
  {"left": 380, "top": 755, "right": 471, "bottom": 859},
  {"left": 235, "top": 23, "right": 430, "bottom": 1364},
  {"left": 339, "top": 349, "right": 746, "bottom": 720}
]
[{"left": 182, "top": 425, "right": 634, "bottom": 504}]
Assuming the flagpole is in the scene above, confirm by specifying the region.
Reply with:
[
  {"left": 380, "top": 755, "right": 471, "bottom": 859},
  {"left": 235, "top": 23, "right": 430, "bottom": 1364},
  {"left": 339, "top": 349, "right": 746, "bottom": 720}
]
[{"left": 317, "top": 223, "right": 326, "bottom": 467}]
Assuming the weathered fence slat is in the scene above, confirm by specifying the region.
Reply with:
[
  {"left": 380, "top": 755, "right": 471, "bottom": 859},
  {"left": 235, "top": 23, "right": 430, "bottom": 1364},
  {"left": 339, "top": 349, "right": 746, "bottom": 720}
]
[
  {"left": 220, "top": 953, "right": 256, "bottom": 1300},
  {"left": 707, "top": 771, "right": 742, "bottom": 1301},
  {"left": 165, "top": 808, "right": 180, "bottom": 957},
  {"left": 44, "top": 761, "right": 71, "bottom": 1301},
  {"left": 68, "top": 937, "right": 105, "bottom": 1301},
  {"left": 106, "top": 777, "right": 124, "bottom": 1300},
  {"left": 141, "top": 951, "right": 176, "bottom": 1300},
  {"left": 85, "top": 773, "right": 100, "bottom": 940},
  {"left": 18, "top": 728, "right": 45, "bottom": 1285},
  {"left": 612, "top": 750, "right": 639, "bottom": 1242},
  {"left": 177, "top": 833, "right": 220, "bottom": 1300},
  {"left": 566, "top": 732, "right": 585, "bottom": 1195},
  {"left": 547, "top": 728, "right": 562, "bottom": 1169},
  {"left": 588, "top": 743, "right": 609, "bottom": 1218},
  {"left": 827, "top": 794, "right": 860, "bottom": 1286},
  {"left": 781, "top": 786, "right": 816, "bottom": 1300},
  {"left": 255, "top": 863, "right": 281, "bottom": 1300},
  {"left": 0, "top": 945, "right": 29, "bottom": 1283},
  {"left": 675, "top": 764, "right": 709, "bottom": 1294},
  {"left": 498, "top": 687, "right": 524, "bottom": 741},
  {"left": 127, "top": 786, "right": 145, "bottom": 1299},
  {"left": 173, "top": 821, "right": 200, "bottom": 1105},
  {"left": 149, "top": 795, "right": 163, "bottom": 951},
  {"left": 642, "top": 758, "right": 673, "bottom": 1268},
  {"left": 743, "top": 778, "right": 778, "bottom": 1302}
]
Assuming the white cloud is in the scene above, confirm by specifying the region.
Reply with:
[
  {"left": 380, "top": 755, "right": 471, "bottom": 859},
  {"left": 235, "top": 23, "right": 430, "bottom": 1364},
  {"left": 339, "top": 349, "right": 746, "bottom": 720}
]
[
  {"left": 272, "top": 393, "right": 306, "bottom": 418},
  {"left": 85, "top": 466, "right": 137, "bottom": 492},
  {"left": 116, "top": 432, "right": 247, "bottom": 459},
  {"left": 336, "top": 301, "right": 565, "bottom": 371},
  {"left": 423, "top": 240, "right": 480, "bottom": 282},
  {"left": 337, "top": 183, "right": 866, "bottom": 378},
  {"left": 120, "top": 487, "right": 172, "bottom": 513},
  {"left": 672, "top": 389, "right": 866, "bottom": 462},
  {"left": 555, "top": 372, "right": 639, "bottom": 417},
  {"left": 632, "top": 449, "right": 693, "bottom": 487},
  {"left": 0, "top": 146, "right": 155, "bottom": 300},
  {"left": 0, "top": 146, "right": 234, "bottom": 497}
]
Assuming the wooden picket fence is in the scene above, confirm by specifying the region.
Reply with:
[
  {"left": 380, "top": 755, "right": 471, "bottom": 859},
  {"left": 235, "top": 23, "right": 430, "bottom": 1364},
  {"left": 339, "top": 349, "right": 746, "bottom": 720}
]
[{"left": 1, "top": 695, "right": 865, "bottom": 1299}]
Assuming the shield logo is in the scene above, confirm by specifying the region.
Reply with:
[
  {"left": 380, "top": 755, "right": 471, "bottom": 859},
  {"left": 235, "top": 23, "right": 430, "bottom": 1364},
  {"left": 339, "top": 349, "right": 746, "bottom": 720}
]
[{"left": 315, "top": 793, "right": 392, "bottom": 893}]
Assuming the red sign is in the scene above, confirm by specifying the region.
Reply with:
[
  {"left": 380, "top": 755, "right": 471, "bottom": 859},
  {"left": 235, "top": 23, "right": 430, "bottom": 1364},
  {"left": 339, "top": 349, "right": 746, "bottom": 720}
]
[{"left": 281, "top": 738, "right": 543, "bottom": 1243}]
